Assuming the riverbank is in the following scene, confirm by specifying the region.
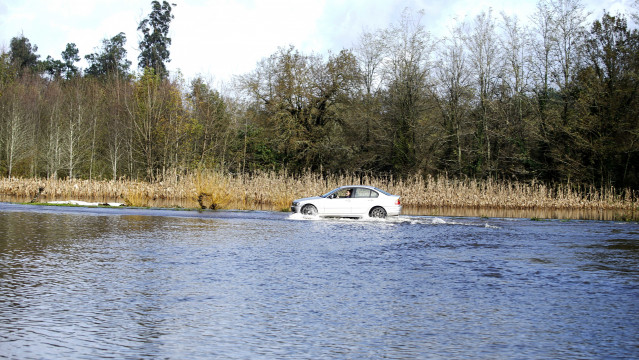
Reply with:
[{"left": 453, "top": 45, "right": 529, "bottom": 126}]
[{"left": 0, "top": 171, "right": 637, "bottom": 213}]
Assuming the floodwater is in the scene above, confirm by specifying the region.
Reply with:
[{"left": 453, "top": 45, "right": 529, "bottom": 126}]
[
  {"left": 1, "top": 203, "right": 638, "bottom": 359},
  {"left": 2, "top": 194, "right": 637, "bottom": 221}
]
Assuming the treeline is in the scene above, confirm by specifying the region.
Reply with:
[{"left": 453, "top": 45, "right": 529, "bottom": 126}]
[{"left": 1, "top": 0, "right": 639, "bottom": 189}]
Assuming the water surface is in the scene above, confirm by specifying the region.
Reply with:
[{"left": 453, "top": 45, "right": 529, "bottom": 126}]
[{"left": 1, "top": 203, "right": 638, "bottom": 359}]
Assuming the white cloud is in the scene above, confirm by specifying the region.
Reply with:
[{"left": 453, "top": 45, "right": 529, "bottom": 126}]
[
  {"left": 169, "top": 0, "right": 326, "bottom": 82},
  {"left": 0, "top": 0, "right": 635, "bottom": 83}
]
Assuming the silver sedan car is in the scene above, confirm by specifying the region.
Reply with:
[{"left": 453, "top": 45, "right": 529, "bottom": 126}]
[{"left": 291, "top": 185, "right": 402, "bottom": 218}]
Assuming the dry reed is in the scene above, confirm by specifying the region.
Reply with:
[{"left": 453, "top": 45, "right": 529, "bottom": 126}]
[{"left": 0, "top": 171, "right": 636, "bottom": 211}]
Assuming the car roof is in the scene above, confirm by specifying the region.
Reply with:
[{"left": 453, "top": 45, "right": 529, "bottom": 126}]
[{"left": 340, "top": 185, "right": 377, "bottom": 190}]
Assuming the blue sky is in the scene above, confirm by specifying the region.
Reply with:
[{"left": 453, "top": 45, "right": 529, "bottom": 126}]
[{"left": 0, "top": 0, "right": 634, "bottom": 84}]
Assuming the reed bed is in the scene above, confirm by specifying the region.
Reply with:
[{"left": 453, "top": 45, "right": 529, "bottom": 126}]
[
  {"left": 0, "top": 171, "right": 636, "bottom": 211},
  {"left": 0, "top": 177, "right": 193, "bottom": 207}
]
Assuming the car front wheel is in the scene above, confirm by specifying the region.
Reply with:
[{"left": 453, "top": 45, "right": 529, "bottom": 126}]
[
  {"left": 301, "top": 204, "right": 318, "bottom": 216},
  {"left": 369, "top": 206, "right": 387, "bottom": 218}
]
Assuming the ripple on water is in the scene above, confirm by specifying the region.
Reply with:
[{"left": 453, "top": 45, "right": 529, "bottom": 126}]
[{"left": 0, "top": 205, "right": 638, "bottom": 359}]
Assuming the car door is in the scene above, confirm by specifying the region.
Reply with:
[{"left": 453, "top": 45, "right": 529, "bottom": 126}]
[
  {"left": 324, "top": 188, "right": 353, "bottom": 215},
  {"left": 351, "top": 188, "right": 378, "bottom": 216}
]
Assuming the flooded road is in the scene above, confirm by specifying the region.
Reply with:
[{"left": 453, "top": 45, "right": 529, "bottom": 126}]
[{"left": 1, "top": 203, "right": 638, "bottom": 359}]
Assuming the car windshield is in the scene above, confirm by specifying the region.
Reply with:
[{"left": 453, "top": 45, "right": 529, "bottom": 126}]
[{"left": 321, "top": 189, "right": 336, "bottom": 198}]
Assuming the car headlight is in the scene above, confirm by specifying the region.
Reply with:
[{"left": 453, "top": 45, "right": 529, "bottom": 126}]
[{"left": 292, "top": 202, "right": 299, "bottom": 206}]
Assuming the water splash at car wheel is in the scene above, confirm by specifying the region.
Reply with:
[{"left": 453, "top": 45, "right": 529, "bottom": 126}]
[
  {"left": 369, "top": 206, "right": 387, "bottom": 219},
  {"left": 301, "top": 204, "right": 318, "bottom": 216}
]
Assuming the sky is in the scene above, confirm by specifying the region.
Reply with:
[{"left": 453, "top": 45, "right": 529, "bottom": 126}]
[{"left": 0, "top": 0, "right": 635, "bottom": 85}]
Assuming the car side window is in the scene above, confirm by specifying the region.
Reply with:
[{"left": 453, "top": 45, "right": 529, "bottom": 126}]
[
  {"left": 353, "top": 188, "right": 379, "bottom": 198},
  {"left": 335, "top": 189, "right": 353, "bottom": 198}
]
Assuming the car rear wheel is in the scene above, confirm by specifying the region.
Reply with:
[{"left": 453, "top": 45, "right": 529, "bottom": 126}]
[
  {"left": 369, "top": 206, "right": 387, "bottom": 218},
  {"left": 301, "top": 204, "right": 318, "bottom": 216}
]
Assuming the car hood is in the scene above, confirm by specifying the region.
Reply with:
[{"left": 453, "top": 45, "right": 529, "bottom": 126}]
[{"left": 293, "top": 196, "right": 323, "bottom": 203}]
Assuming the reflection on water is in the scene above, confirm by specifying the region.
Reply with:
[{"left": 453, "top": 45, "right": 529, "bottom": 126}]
[
  {"left": 403, "top": 205, "right": 639, "bottom": 221},
  {"left": 0, "top": 203, "right": 638, "bottom": 359},
  {"left": 1, "top": 194, "right": 636, "bottom": 221}
]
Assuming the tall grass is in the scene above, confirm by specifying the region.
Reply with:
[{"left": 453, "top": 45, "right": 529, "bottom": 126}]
[{"left": 0, "top": 171, "right": 636, "bottom": 211}]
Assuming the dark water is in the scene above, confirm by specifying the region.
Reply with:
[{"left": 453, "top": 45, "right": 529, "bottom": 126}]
[{"left": 1, "top": 203, "right": 638, "bottom": 359}]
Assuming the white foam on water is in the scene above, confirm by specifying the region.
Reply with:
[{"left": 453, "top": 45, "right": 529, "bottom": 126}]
[
  {"left": 288, "top": 212, "right": 322, "bottom": 221},
  {"left": 287, "top": 212, "right": 502, "bottom": 229},
  {"left": 48, "top": 200, "right": 124, "bottom": 207}
]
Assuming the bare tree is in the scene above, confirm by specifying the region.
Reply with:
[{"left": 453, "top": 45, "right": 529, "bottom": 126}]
[
  {"left": 3, "top": 95, "right": 29, "bottom": 178},
  {"left": 549, "top": 0, "right": 589, "bottom": 95},
  {"left": 106, "top": 81, "right": 126, "bottom": 180},
  {"left": 530, "top": 0, "right": 555, "bottom": 107},
  {"left": 435, "top": 23, "right": 473, "bottom": 174},
  {"left": 463, "top": 9, "right": 500, "bottom": 174},
  {"left": 189, "top": 77, "right": 231, "bottom": 168},
  {"left": 528, "top": 0, "right": 559, "bottom": 178},
  {"left": 381, "top": 8, "right": 436, "bottom": 172},
  {"left": 354, "top": 29, "right": 385, "bottom": 96},
  {"left": 128, "top": 69, "right": 164, "bottom": 180},
  {"left": 496, "top": 13, "right": 539, "bottom": 176},
  {"left": 41, "top": 84, "right": 63, "bottom": 179},
  {"left": 158, "top": 75, "right": 186, "bottom": 175},
  {"left": 500, "top": 13, "right": 532, "bottom": 107},
  {"left": 104, "top": 72, "right": 133, "bottom": 180},
  {"left": 61, "top": 80, "right": 92, "bottom": 179},
  {"left": 1, "top": 81, "right": 35, "bottom": 179}
]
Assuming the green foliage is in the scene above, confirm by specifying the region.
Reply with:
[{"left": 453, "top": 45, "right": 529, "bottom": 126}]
[
  {"left": 43, "top": 56, "right": 65, "bottom": 79},
  {"left": 187, "top": 77, "right": 231, "bottom": 168},
  {"left": 61, "top": 43, "right": 80, "bottom": 78},
  {"left": 238, "top": 46, "right": 360, "bottom": 172},
  {"left": 0, "top": 52, "right": 15, "bottom": 93},
  {"left": 85, "top": 33, "right": 131, "bottom": 78},
  {"left": 42, "top": 43, "right": 81, "bottom": 80},
  {"left": 568, "top": 12, "right": 639, "bottom": 187},
  {"left": 137, "top": 1, "right": 175, "bottom": 78},
  {"left": 9, "top": 35, "right": 39, "bottom": 75}
]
